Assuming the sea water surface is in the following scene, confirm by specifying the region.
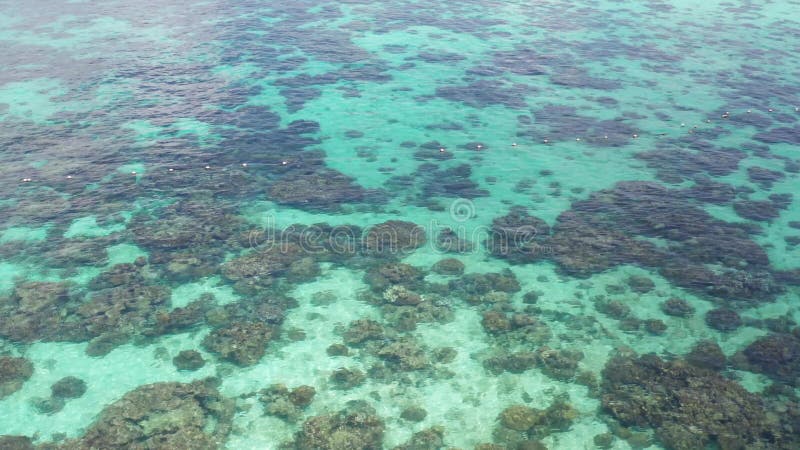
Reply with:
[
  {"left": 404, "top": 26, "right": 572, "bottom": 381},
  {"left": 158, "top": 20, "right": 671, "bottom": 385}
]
[{"left": 1, "top": 0, "right": 799, "bottom": 449}]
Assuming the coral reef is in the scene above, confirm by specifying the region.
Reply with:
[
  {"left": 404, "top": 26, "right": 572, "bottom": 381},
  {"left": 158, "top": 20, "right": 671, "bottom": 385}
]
[
  {"left": 431, "top": 258, "right": 465, "bottom": 276},
  {"left": 260, "top": 384, "right": 316, "bottom": 421},
  {"left": 222, "top": 242, "right": 317, "bottom": 293},
  {"left": 486, "top": 207, "right": 551, "bottom": 263},
  {"left": 59, "top": 379, "right": 234, "bottom": 449},
  {"left": 364, "top": 263, "right": 425, "bottom": 292},
  {"left": 686, "top": 340, "right": 726, "bottom": 371},
  {"left": 343, "top": 319, "right": 385, "bottom": 347},
  {"left": 0, "top": 282, "right": 82, "bottom": 343},
  {"left": 362, "top": 221, "right": 427, "bottom": 257},
  {"left": 393, "top": 426, "right": 444, "bottom": 450},
  {"left": 173, "top": 350, "right": 206, "bottom": 371},
  {"left": 330, "top": 367, "right": 366, "bottom": 389},
  {"left": 496, "top": 396, "right": 578, "bottom": 442},
  {"left": 705, "top": 308, "right": 742, "bottom": 332},
  {"left": 291, "top": 402, "right": 384, "bottom": 450},
  {"left": 202, "top": 321, "right": 276, "bottom": 366},
  {"left": 268, "top": 169, "right": 370, "bottom": 210},
  {"left": 660, "top": 298, "right": 695, "bottom": 317},
  {"left": 734, "top": 333, "right": 800, "bottom": 385},
  {"left": 376, "top": 338, "right": 429, "bottom": 371},
  {"left": 51, "top": 376, "right": 87, "bottom": 399},
  {"left": 486, "top": 181, "right": 785, "bottom": 303},
  {"left": 601, "top": 352, "right": 798, "bottom": 449},
  {"left": 0, "top": 356, "right": 33, "bottom": 400}
]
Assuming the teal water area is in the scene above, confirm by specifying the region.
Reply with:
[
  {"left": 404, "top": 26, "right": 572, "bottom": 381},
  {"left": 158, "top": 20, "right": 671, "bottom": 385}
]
[{"left": 1, "top": 0, "right": 800, "bottom": 449}]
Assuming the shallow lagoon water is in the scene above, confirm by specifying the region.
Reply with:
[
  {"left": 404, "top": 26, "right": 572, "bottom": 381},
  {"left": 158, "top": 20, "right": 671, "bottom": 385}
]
[{"left": 1, "top": 0, "right": 800, "bottom": 449}]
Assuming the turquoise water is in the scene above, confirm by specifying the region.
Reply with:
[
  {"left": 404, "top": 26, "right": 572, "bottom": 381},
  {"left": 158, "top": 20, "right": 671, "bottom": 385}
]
[{"left": 1, "top": 0, "right": 799, "bottom": 449}]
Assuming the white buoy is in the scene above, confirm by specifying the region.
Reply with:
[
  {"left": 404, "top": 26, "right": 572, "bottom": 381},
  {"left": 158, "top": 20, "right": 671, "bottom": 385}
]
[{"left": 242, "top": 163, "right": 248, "bottom": 167}]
